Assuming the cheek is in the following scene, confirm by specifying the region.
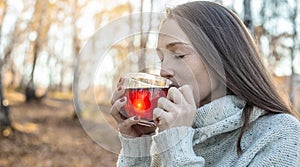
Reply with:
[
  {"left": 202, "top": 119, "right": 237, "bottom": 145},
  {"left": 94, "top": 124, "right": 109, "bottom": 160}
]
[
  {"left": 195, "top": 76, "right": 211, "bottom": 99},
  {"left": 194, "top": 66, "right": 213, "bottom": 100}
]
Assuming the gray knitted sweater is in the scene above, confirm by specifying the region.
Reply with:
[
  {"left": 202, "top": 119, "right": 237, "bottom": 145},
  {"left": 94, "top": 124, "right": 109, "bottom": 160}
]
[{"left": 117, "top": 95, "right": 300, "bottom": 167}]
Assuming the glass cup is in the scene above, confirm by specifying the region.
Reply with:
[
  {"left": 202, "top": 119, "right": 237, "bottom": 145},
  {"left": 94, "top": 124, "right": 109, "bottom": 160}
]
[{"left": 120, "top": 72, "right": 172, "bottom": 127}]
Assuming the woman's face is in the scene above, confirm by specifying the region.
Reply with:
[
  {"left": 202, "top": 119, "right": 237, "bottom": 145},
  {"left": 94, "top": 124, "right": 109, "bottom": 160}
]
[{"left": 157, "top": 19, "right": 224, "bottom": 107}]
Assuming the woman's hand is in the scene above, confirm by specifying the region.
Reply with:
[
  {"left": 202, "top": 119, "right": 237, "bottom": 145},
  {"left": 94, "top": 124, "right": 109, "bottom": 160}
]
[
  {"left": 110, "top": 78, "right": 156, "bottom": 137},
  {"left": 153, "top": 85, "right": 197, "bottom": 132}
]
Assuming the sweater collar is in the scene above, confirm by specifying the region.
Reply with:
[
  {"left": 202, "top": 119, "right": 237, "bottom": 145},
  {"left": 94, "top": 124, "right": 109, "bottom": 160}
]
[
  {"left": 193, "top": 95, "right": 245, "bottom": 128},
  {"left": 192, "top": 95, "right": 266, "bottom": 144}
]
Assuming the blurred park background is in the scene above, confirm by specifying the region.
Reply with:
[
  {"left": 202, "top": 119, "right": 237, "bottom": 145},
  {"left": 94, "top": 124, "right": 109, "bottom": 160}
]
[{"left": 0, "top": 0, "right": 300, "bottom": 166}]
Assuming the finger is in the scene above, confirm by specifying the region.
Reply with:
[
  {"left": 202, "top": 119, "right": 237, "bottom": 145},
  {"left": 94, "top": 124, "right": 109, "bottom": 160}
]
[
  {"left": 116, "top": 77, "right": 124, "bottom": 88},
  {"left": 178, "top": 85, "right": 196, "bottom": 105},
  {"left": 153, "top": 108, "right": 173, "bottom": 131},
  {"left": 119, "top": 116, "right": 140, "bottom": 129},
  {"left": 157, "top": 97, "right": 177, "bottom": 113},
  {"left": 167, "top": 87, "right": 185, "bottom": 105},
  {"left": 153, "top": 107, "right": 167, "bottom": 125},
  {"left": 110, "top": 97, "right": 127, "bottom": 123},
  {"left": 111, "top": 85, "right": 125, "bottom": 105}
]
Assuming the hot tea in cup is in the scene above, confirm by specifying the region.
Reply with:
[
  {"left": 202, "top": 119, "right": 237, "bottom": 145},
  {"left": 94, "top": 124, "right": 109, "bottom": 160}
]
[{"left": 121, "top": 72, "right": 172, "bottom": 126}]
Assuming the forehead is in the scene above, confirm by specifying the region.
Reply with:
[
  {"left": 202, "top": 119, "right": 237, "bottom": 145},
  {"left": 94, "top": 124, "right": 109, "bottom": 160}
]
[{"left": 158, "top": 19, "right": 191, "bottom": 47}]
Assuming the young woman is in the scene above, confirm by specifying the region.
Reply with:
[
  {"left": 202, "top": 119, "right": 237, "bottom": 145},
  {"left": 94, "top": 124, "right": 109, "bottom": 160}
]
[{"left": 110, "top": 1, "right": 300, "bottom": 166}]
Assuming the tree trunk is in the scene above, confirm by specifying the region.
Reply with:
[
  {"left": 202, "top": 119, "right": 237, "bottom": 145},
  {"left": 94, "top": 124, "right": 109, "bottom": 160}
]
[
  {"left": 25, "top": 0, "right": 49, "bottom": 102},
  {"left": 59, "top": 65, "right": 64, "bottom": 92},
  {"left": 0, "top": 0, "right": 11, "bottom": 134},
  {"left": 25, "top": 79, "right": 35, "bottom": 101},
  {"left": 26, "top": 33, "right": 40, "bottom": 101},
  {"left": 72, "top": 0, "right": 83, "bottom": 118},
  {"left": 0, "top": 62, "right": 11, "bottom": 133},
  {"left": 138, "top": 0, "right": 146, "bottom": 72},
  {"left": 288, "top": 0, "right": 298, "bottom": 106},
  {"left": 128, "top": 0, "right": 134, "bottom": 54},
  {"left": 243, "top": 0, "right": 254, "bottom": 36},
  {"left": 138, "top": 0, "right": 153, "bottom": 72}
]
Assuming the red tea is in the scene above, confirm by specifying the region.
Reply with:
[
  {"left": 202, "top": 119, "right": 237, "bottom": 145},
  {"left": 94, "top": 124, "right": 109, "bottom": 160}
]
[{"left": 124, "top": 87, "right": 168, "bottom": 121}]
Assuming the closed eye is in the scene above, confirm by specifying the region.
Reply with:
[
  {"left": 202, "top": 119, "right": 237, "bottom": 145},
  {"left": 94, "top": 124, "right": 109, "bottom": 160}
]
[{"left": 175, "top": 54, "right": 187, "bottom": 59}]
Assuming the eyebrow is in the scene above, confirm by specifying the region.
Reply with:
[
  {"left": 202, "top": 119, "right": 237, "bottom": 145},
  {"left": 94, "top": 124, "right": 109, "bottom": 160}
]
[
  {"left": 166, "top": 41, "right": 190, "bottom": 49},
  {"left": 156, "top": 41, "right": 191, "bottom": 54},
  {"left": 156, "top": 41, "right": 190, "bottom": 52}
]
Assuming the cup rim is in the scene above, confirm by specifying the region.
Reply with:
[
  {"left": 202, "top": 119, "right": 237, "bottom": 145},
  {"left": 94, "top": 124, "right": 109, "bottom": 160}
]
[{"left": 123, "top": 72, "right": 172, "bottom": 89}]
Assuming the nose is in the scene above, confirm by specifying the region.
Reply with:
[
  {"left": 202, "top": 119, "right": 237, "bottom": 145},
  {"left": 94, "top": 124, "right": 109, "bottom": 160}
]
[{"left": 160, "top": 68, "right": 174, "bottom": 79}]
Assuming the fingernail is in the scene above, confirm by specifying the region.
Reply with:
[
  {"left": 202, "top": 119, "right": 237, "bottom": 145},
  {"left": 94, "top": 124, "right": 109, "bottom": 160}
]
[
  {"left": 118, "top": 86, "right": 122, "bottom": 91},
  {"left": 120, "top": 97, "right": 125, "bottom": 102}
]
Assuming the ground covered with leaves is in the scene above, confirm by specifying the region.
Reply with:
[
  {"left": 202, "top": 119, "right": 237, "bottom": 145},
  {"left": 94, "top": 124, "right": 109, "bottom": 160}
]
[{"left": 0, "top": 91, "right": 118, "bottom": 167}]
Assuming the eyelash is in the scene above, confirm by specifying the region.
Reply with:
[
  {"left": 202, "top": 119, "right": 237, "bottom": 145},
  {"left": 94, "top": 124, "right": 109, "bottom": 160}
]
[
  {"left": 158, "top": 54, "right": 187, "bottom": 63},
  {"left": 175, "top": 54, "right": 186, "bottom": 59}
]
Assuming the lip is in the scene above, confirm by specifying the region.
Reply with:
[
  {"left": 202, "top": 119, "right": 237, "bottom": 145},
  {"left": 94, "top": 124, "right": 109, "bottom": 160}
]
[
  {"left": 169, "top": 81, "right": 179, "bottom": 88},
  {"left": 160, "top": 77, "right": 179, "bottom": 88}
]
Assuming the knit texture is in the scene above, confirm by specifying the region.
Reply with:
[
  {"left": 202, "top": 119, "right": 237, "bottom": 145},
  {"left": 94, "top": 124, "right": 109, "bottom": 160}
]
[{"left": 117, "top": 95, "right": 300, "bottom": 167}]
